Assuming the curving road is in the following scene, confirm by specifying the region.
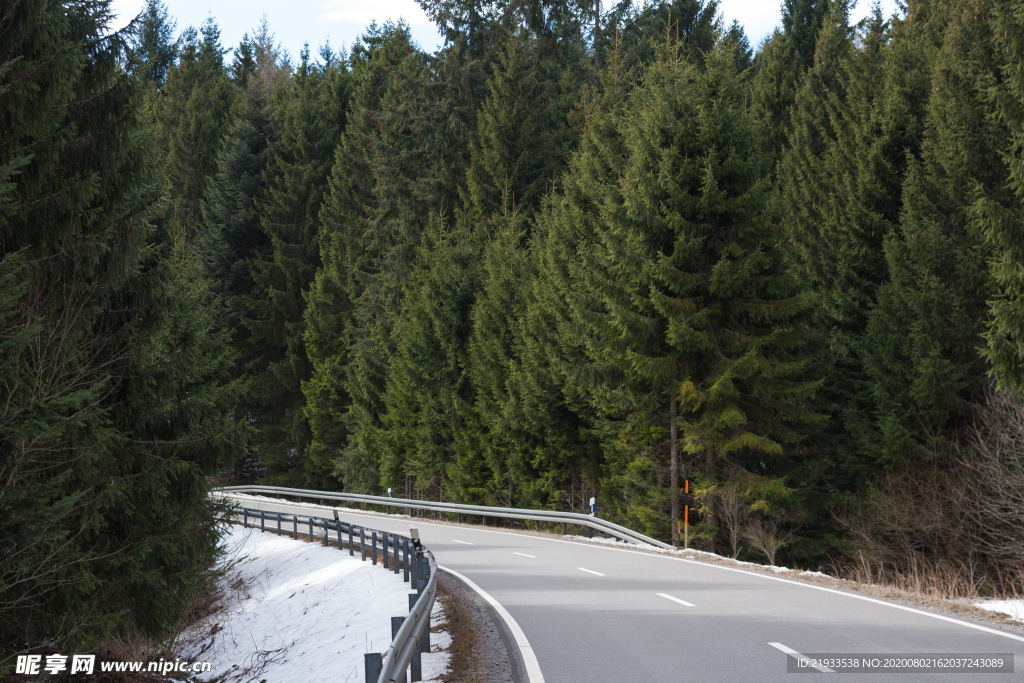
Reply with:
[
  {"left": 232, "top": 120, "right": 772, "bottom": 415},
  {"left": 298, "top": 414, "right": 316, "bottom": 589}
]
[{"left": 219, "top": 493, "right": 1024, "bottom": 683}]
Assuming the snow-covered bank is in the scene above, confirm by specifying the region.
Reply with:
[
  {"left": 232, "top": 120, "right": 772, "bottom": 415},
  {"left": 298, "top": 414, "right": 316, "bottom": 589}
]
[
  {"left": 975, "top": 600, "right": 1024, "bottom": 624},
  {"left": 182, "top": 524, "right": 450, "bottom": 683}
]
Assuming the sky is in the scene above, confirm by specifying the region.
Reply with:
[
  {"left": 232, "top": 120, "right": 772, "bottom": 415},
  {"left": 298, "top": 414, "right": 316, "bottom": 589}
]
[{"left": 109, "top": 0, "right": 901, "bottom": 63}]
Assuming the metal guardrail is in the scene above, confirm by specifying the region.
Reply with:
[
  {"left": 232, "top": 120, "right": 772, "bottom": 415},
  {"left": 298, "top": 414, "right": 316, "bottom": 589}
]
[
  {"left": 215, "top": 484, "right": 674, "bottom": 551},
  {"left": 222, "top": 505, "right": 437, "bottom": 683}
]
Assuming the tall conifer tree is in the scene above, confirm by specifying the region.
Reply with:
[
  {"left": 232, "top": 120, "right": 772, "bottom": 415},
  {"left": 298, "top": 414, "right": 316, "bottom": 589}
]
[
  {"left": 1, "top": 0, "right": 245, "bottom": 654},
  {"left": 155, "top": 17, "right": 235, "bottom": 229},
  {"left": 570, "top": 41, "right": 820, "bottom": 543},
  {"left": 862, "top": 0, "right": 1005, "bottom": 466},
  {"left": 975, "top": 0, "right": 1024, "bottom": 393},
  {"left": 244, "top": 46, "right": 348, "bottom": 486}
]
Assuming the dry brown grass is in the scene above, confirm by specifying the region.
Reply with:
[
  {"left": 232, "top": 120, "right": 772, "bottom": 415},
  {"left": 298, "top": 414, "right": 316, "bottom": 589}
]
[{"left": 435, "top": 576, "right": 482, "bottom": 683}]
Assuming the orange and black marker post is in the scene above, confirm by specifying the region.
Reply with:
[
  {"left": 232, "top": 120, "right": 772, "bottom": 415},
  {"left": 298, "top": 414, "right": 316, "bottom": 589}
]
[{"left": 683, "top": 466, "right": 689, "bottom": 549}]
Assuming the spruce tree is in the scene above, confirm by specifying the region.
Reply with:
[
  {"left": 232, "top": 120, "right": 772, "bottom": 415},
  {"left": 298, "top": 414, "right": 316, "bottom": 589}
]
[
  {"left": 462, "top": 199, "right": 533, "bottom": 504},
  {"left": 378, "top": 215, "right": 482, "bottom": 500},
  {"left": 782, "top": 5, "right": 931, "bottom": 499},
  {"left": 598, "top": 0, "right": 718, "bottom": 75},
  {"left": 155, "top": 16, "right": 235, "bottom": 230},
  {"left": 570, "top": 41, "right": 820, "bottom": 544},
  {"left": 862, "top": 0, "right": 1005, "bottom": 466},
  {"left": 975, "top": 0, "right": 1024, "bottom": 393},
  {"left": 133, "top": 0, "right": 176, "bottom": 91},
  {"left": 463, "top": 30, "right": 582, "bottom": 219},
  {"left": 1, "top": 0, "right": 245, "bottom": 655},
  {"left": 505, "top": 51, "right": 634, "bottom": 513},
  {"left": 244, "top": 46, "right": 348, "bottom": 486},
  {"left": 782, "top": 0, "right": 833, "bottom": 69},
  {"left": 310, "top": 25, "right": 478, "bottom": 492}
]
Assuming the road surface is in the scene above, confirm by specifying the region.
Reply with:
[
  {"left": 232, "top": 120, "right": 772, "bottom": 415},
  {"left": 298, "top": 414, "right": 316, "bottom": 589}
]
[{"left": 219, "top": 493, "right": 1024, "bottom": 682}]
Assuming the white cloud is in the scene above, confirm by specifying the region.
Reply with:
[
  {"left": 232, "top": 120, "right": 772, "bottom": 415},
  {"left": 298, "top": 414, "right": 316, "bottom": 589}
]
[
  {"left": 109, "top": 0, "right": 145, "bottom": 31},
  {"left": 317, "top": 0, "right": 434, "bottom": 27}
]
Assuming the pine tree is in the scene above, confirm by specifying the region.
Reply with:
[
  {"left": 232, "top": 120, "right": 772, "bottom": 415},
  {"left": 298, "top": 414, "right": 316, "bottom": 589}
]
[{"left": 570, "top": 41, "right": 821, "bottom": 544}]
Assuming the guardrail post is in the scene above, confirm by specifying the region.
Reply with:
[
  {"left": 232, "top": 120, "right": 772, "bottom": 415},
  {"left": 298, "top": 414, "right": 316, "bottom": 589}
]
[
  {"left": 403, "top": 540, "right": 410, "bottom": 582},
  {"left": 293, "top": 515, "right": 298, "bottom": 539},
  {"left": 323, "top": 520, "right": 329, "bottom": 547},
  {"left": 392, "top": 536, "right": 399, "bottom": 574},
  {"left": 405, "top": 593, "right": 425, "bottom": 679},
  {"left": 260, "top": 510, "right": 265, "bottom": 532},
  {"left": 276, "top": 512, "right": 281, "bottom": 536},
  {"left": 408, "top": 594, "right": 423, "bottom": 681},
  {"left": 416, "top": 558, "right": 429, "bottom": 594},
  {"left": 390, "top": 617, "right": 408, "bottom": 683},
  {"left": 360, "top": 529, "right": 366, "bottom": 561},
  {"left": 243, "top": 510, "right": 247, "bottom": 528},
  {"left": 411, "top": 639, "right": 422, "bottom": 682},
  {"left": 309, "top": 517, "right": 314, "bottom": 542},
  {"left": 382, "top": 533, "right": 389, "bottom": 569},
  {"left": 562, "top": 522, "right": 566, "bottom": 536},
  {"left": 371, "top": 532, "right": 377, "bottom": 565},
  {"left": 589, "top": 525, "right": 593, "bottom": 539},
  {"left": 418, "top": 591, "right": 431, "bottom": 654},
  {"left": 349, "top": 524, "right": 354, "bottom": 556},
  {"left": 337, "top": 523, "right": 342, "bottom": 550},
  {"left": 364, "top": 653, "right": 382, "bottom": 683}
]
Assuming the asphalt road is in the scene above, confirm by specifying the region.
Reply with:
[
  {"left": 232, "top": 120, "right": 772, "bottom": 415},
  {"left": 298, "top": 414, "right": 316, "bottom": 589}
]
[{"left": 219, "top": 494, "right": 1024, "bottom": 683}]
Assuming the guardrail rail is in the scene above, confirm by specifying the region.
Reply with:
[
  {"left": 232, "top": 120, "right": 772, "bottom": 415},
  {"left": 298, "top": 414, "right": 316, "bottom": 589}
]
[
  {"left": 222, "top": 505, "right": 437, "bottom": 683},
  {"left": 216, "top": 484, "right": 673, "bottom": 550}
]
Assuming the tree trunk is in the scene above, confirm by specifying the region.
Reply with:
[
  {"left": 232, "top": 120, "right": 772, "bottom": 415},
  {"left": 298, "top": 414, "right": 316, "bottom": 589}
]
[
  {"left": 670, "top": 377, "right": 679, "bottom": 547},
  {"left": 705, "top": 443, "right": 716, "bottom": 553}
]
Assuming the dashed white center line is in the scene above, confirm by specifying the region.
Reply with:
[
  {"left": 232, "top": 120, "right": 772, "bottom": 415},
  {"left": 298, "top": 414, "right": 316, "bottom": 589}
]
[
  {"left": 577, "top": 567, "right": 605, "bottom": 576},
  {"left": 657, "top": 592, "right": 695, "bottom": 607},
  {"left": 769, "top": 642, "right": 835, "bottom": 673},
  {"left": 452, "top": 540, "right": 474, "bottom": 545},
  {"left": 514, "top": 552, "right": 536, "bottom": 558}
]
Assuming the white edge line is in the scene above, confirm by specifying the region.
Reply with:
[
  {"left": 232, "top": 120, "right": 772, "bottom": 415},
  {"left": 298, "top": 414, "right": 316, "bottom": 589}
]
[
  {"left": 438, "top": 565, "right": 545, "bottom": 683},
  {"left": 451, "top": 540, "right": 474, "bottom": 545},
  {"left": 222, "top": 494, "right": 1024, "bottom": 644},
  {"left": 514, "top": 552, "right": 536, "bottom": 558},
  {"left": 657, "top": 592, "right": 695, "bottom": 607},
  {"left": 577, "top": 567, "right": 605, "bottom": 576},
  {"left": 769, "top": 642, "right": 835, "bottom": 673},
  {"left": 680, "top": 559, "right": 1024, "bottom": 645}
]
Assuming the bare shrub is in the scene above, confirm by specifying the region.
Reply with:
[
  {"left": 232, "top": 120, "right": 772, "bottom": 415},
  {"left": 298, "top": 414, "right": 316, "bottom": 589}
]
[
  {"left": 713, "top": 484, "right": 750, "bottom": 559},
  {"left": 837, "top": 388, "right": 1024, "bottom": 599},
  {"left": 743, "top": 517, "right": 794, "bottom": 566}
]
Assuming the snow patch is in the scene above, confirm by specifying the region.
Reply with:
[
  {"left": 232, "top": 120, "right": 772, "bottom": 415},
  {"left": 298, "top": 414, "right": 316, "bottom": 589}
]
[
  {"left": 183, "top": 524, "right": 449, "bottom": 683},
  {"left": 974, "top": 599, "right": 1024, "bottom": 623}
]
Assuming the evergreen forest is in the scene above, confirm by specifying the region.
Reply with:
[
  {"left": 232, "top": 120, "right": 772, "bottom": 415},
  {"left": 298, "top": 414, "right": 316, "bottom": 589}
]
[{"left": 4, "top": 0, "right": 1024, "bottom": 658}]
